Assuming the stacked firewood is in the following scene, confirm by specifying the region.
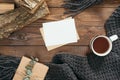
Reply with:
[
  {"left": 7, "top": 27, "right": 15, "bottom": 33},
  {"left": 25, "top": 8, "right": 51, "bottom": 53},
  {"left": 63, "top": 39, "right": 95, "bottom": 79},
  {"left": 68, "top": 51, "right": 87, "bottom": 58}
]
[{"left": 0, "top": 0, "right": 49, "bottom": 39}]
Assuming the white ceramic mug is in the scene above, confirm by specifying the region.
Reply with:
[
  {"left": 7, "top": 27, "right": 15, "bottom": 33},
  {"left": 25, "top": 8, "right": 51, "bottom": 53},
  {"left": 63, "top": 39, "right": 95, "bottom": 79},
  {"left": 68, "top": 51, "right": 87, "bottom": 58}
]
[{"left": 90, "top": 35, "right": 118, "bottom": 56}]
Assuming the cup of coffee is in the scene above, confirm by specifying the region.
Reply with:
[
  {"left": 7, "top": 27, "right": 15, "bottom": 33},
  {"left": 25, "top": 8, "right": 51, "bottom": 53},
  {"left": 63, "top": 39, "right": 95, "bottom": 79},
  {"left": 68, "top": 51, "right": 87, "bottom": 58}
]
[{"left": 90, "top": 35, "right": 118, "bottom": 56}]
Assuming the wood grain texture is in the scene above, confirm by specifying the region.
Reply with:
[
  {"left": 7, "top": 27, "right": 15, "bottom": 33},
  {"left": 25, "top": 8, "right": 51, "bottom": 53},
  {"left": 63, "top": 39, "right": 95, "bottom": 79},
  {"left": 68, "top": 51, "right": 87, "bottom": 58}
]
[
  {"left": 0, "top": 0, "right": 119, "bottom": 62},
  {"left": 0, "top": 46, "right": 90, "bottom": 62},
  {"left": 0, "top": 24, "right": 105, "bottom": 46},
  {"left": 46, "top": 0, "right": 120, "bottom": 8},
  {"left": 0, "top": 0, "right": 14, "bottom": 3}
]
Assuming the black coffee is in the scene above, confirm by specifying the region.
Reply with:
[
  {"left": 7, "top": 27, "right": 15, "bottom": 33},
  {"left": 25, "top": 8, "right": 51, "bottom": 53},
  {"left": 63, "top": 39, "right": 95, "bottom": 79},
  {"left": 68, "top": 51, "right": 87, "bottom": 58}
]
[{"left": 93, "top": 37, "right": 109, "bottom": 53}]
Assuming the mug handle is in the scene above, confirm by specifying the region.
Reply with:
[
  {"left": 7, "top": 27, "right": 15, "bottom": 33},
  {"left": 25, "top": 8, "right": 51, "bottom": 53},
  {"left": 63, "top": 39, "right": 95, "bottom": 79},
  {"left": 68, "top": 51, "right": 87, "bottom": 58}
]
[{"left": 109, "top": 35, "right": 118, "bottom": 42}]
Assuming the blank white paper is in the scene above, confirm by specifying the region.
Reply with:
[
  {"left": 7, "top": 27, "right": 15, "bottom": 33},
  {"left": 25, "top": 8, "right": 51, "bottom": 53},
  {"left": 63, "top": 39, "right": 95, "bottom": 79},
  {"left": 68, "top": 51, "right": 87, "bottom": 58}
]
[{"left": 43, "top": 19, "right": 78, "bottom": 46}]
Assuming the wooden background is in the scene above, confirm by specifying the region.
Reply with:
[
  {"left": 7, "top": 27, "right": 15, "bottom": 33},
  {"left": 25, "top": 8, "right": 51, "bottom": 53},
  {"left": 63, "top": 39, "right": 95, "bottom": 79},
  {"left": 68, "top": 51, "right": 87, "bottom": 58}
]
[{"left": 0, "top": 0, "right": 120, "bottom": 63}]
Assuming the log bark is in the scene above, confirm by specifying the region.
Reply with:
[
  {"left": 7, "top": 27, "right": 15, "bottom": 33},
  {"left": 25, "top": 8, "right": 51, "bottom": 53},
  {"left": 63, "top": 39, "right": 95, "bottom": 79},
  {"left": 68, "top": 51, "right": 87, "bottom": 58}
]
[{"left": 0, "top": 2, "right": 49, "bottom": 39}]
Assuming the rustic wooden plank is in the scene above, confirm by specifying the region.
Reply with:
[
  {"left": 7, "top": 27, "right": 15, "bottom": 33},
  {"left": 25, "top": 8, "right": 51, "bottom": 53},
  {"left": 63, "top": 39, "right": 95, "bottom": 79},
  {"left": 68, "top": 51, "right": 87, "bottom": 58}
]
[
  {"left": 0, "top": 23, "right": 105, "bottom": 46},
  {"left": 0, "top": 46, "right": 90, "bottom": 62},
  {"left": 43, "top": 7, "right": 116, "bottom": 21},
  {"left": 0, "top": 0, "right": 120, "bottom": 8},
  {"left": 1, "top": 7, "right": 113, "bottom": 45},
  {"left": 75, "top": 7, "right": 115, "bottom": 22},
  {"left": 15, "top": 7, "right": 116, "bottom": 23},
  {"left": 46, "top": 0, "right": 120, "bottom": 8},
  {"left": 1, "top": 6, "right": 114, "bottom": 45},
  {"left": 0, "top": 0, "right": 117, "bottom": 21},
  {"left": 0, "top": 3, "right": 117, "bottom": 22},
  {"left": 95, "top": 2, "right": 120, "bottom": 8},
  {"left": 0, "top": 6, "right": 113, "bottom": 45}
]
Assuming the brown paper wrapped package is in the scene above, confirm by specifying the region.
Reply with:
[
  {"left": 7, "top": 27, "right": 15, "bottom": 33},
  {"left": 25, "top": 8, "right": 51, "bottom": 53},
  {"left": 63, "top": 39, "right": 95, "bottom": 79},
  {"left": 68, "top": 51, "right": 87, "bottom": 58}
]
[{"left": 13, "top": 56, "right": 49, "bottom": 80}]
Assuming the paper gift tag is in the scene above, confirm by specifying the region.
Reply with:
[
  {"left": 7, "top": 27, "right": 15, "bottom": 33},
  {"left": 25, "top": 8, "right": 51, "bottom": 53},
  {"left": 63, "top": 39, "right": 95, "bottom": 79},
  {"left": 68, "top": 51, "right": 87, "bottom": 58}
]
[
  {"left": 42, "top": 18, "right": 78, "bottom": 46},
  {"left": 13, "top": 56, "right": 49, "bottom": 80}
]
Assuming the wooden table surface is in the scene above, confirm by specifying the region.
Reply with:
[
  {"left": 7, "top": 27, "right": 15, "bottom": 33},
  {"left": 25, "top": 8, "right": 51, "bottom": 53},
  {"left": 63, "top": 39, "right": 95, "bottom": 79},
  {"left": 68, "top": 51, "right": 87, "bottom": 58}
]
[{"left": 0, "top": 0, "right": 120, "bottom": 63}]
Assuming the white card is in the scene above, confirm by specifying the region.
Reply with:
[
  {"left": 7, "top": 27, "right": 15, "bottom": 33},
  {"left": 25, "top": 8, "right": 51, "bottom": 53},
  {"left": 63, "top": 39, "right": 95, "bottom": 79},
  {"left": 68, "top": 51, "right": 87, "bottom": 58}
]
[
  {"left": 40, "top": 28, "right": 80, "bottom": 51},
  {"left": 43, "top": 19, "right": 78, "bottom": 46}
]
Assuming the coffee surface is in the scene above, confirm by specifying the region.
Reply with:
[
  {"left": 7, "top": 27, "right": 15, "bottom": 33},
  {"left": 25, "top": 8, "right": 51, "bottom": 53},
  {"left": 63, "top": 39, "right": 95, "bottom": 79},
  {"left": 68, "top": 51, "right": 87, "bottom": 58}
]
[{"left": 93, "top": 37, "right": 109, "bottom": 53}]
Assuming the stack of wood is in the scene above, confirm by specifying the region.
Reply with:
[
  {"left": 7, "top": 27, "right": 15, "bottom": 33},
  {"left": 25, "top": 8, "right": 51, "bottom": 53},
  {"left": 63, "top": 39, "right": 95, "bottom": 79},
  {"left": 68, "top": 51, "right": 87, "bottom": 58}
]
[{"left": 0, "top": 0, "right": 49, "bottom": 39}]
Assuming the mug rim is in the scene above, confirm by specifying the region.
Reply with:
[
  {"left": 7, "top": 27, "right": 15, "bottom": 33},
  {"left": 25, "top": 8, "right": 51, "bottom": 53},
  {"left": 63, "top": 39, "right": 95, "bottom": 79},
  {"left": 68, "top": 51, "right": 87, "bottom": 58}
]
[{"left": 90, "top": 35, "right": 112, "bottom": 56}]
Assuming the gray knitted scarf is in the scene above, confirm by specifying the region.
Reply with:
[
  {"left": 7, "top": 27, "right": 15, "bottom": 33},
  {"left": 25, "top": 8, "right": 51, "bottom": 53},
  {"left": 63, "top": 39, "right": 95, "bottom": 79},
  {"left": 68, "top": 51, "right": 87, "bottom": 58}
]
[{"left": 0, "top": 0, "right": 120, "bottom": 80}]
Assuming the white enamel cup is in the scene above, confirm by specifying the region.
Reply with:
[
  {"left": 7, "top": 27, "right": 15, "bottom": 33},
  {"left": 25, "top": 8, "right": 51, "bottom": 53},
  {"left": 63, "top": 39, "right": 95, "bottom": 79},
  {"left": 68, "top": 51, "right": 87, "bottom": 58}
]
[{"left": 90, "top": 35, "right": 118, "bottom": 56}]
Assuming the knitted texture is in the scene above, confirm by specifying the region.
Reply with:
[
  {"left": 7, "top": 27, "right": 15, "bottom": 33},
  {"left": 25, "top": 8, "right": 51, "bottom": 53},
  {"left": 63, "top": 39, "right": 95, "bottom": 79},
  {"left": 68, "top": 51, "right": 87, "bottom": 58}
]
[
  {"left": 105, "top": 6, "right": 120, "bottom": 56},
  {"left": 1, "top": 2, "right": 120, "bottom": 80},
  {"left": 0, "top": 55, "right": 20, "bottom": 80},
  {"left": 62, "top": 0, "right": 103, "bottom": 17}
]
